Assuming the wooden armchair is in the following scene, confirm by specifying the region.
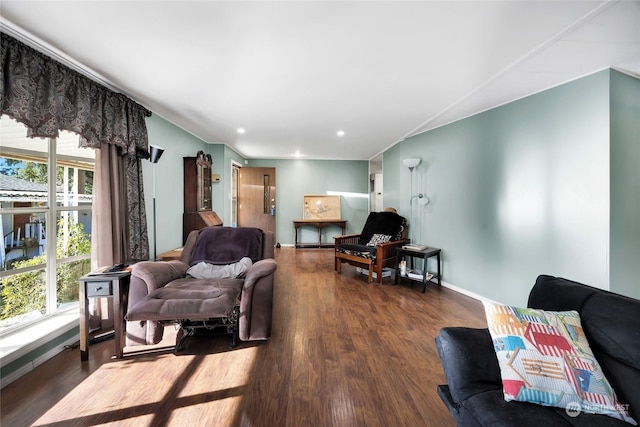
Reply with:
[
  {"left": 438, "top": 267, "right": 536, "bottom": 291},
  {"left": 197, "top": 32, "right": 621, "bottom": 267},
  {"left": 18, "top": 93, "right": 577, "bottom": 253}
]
[{"left": 334, "top": 211, "right": 408, "bottom": 283}]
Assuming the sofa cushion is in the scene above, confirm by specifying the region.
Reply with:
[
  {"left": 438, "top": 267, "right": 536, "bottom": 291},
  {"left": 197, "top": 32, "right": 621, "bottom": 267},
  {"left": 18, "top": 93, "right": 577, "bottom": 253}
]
[
  {"left": 483, "top": 302, "right": 636, "bottom": 425},
  {"left": 462, "top": 389, "right": 632, "bottom": 427},
  {"left": 580, "top": 291, "right": 640, "bottom": 423},
  {"left": 529, "top": 275, "right": 640, "bottom": 423}
]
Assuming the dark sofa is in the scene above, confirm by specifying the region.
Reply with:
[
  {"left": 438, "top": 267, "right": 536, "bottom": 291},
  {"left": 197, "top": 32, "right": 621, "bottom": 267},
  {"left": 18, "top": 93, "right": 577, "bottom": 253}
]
[{"left": 435, "top": 275, "right": 639, "bottom": 426}]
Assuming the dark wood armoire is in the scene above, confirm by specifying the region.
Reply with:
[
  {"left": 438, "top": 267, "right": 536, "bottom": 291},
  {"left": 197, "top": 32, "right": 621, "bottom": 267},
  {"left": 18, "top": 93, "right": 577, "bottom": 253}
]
[{"left": 183, "top": 151, "right": 222, "bottom": 242}]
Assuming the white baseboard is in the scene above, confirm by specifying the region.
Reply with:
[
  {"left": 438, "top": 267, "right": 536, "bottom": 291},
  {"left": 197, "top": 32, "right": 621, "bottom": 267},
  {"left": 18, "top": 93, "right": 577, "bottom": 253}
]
[{"left": 440, "top": 280, "right": 496, "bottom": 305}]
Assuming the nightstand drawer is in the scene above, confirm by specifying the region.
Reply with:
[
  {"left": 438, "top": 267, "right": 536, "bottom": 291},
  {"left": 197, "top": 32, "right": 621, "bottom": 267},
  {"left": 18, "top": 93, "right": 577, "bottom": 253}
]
[{"left": 86, "top": 281, "right": 112, "bottom": 297}]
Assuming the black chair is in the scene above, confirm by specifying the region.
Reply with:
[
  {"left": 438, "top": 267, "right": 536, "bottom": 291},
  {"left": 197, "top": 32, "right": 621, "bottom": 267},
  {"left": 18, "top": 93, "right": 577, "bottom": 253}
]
[{"left": 334, "top": 211, "right": 408, "bottom": 283}]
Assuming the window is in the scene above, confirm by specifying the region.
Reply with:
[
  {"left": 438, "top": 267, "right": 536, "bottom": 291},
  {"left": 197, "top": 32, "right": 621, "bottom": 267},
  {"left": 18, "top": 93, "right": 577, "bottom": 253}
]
[{"left": 0, "top": 115, "right": 94, "bottom": 332}]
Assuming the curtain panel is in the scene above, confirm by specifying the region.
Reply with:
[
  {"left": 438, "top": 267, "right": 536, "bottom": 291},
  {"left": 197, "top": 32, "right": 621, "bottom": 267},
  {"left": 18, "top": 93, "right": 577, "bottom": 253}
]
[{"left": 0, "top": 32, "right": 152, "bottom": 262}]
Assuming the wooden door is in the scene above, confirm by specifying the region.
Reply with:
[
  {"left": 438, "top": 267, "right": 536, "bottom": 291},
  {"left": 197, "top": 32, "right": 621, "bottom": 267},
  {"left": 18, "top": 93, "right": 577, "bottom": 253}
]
[{"left": 238, "top": 167, "right": 276, "bottom": 235}]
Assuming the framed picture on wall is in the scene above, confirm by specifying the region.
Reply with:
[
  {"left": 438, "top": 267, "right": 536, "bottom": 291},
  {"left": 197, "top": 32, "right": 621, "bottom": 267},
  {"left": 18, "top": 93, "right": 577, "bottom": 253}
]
[{"left": 303, "top": 195, "right": 341, "bottom": 220}]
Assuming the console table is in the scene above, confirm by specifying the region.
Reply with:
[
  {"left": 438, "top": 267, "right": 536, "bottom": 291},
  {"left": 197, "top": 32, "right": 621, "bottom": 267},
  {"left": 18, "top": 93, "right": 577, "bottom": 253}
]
[
  {"left": 395, "top": 246, "right": 442, "bottom": 293},
  {"left": 293, "top": 219, "right": 347, "bottom": 248},
  {"left": 78, "top": 271, "right": 131, "bottom": 361}
]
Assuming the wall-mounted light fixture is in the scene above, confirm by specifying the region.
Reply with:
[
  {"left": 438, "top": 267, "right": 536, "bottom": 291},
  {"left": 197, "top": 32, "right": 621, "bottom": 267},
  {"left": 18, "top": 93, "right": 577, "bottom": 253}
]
[
  {"left": 403, "top": 158, "right": 430, "bottom": 243},
  {"left": 149, "top": 145, "right": 165, "bottom": 260},
  {"left": 403, "top": 158, "right": 430, "bottom": 207}
]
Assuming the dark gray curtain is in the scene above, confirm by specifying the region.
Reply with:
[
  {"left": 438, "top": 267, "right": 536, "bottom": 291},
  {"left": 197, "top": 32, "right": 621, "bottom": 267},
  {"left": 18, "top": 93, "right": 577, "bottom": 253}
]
[{"left": 1, "top": 32, "right": 151, "bottom": 262}]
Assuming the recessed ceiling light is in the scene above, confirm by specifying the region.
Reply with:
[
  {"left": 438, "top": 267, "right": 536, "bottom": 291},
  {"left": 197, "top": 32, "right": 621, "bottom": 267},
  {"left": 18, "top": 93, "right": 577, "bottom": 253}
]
[
  {"left": 237, "top": 128, "right": 245, "bottom": 134},
  {"left": 337, "top": 130, "right": 345, "bottom": 137}
]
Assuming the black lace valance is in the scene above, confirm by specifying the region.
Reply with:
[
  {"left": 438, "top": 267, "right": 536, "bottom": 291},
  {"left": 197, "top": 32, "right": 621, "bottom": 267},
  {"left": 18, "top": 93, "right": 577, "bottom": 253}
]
[{"left": 0, "top": 32, "right": 151, "bottom": 156}]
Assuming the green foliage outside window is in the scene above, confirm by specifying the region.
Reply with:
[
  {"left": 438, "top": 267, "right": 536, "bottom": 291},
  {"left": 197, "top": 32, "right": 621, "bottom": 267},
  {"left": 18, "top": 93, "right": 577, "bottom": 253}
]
[
  {"left": 0, "top": 219, "right": 91, "bottom": 320},
  {"left": 1, "top": 159, "right": 93, "bottom": 195}
]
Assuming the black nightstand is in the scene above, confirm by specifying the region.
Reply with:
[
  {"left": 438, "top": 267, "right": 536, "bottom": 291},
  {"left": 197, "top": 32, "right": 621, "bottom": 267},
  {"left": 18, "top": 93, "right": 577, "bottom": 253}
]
[
  {"left": 395, "top": 246, "right": 442, "bottom": 293},
  {"left": 78, "top": 271, "right": 131, "bottom": 361}
]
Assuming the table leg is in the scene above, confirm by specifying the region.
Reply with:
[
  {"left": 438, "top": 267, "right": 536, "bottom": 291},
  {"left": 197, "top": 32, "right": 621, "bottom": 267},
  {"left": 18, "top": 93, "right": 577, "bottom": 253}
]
[
  {"left": 113, "top": 278, "right": 123, "bottom": 359},
  {"left": 422, "top": 253, "right": 428, "bottom": 293},
  {"left": 79, "top": 282, "right": 89, "bottom": 361},
  {"left": 437, "top": 253, "right": 442, "bottom": 286}
]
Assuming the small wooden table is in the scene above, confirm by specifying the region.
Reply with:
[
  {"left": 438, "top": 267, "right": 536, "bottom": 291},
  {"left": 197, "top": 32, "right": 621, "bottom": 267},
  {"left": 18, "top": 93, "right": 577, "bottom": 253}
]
[
  {"left": 157, "top": 247, "right": 184, "bottom": 261},
  {"left": 395, "top": 246, "right": 442, "bottom": 293},
  {"left": 293, "top": 219, "right": 347, "bottom": 248},
  {"left": 78, "top": 271, "right": 131, "bottom": 361}
]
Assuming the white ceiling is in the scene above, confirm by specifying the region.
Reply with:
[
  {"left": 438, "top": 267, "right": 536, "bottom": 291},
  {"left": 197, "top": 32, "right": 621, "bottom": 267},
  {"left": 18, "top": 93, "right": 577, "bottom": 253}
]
[{"left": 1, "top": 1, "right": 639, "bottom": 161}]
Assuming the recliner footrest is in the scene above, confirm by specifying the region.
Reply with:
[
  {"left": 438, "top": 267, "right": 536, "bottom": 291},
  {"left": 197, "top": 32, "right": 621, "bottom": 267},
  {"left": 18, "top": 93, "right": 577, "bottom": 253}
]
[
  {"left": 126, "top": 279, "right": 244, "bottom": 350},
  {"left": 126, "top": 278, "right": 243, "bottom": 322}
]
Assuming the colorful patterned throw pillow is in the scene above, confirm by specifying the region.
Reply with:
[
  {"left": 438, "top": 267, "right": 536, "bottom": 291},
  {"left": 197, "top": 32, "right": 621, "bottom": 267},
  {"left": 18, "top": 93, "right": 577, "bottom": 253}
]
[{"left": 483, "top": 302, "right": 636, "bottom": 425}]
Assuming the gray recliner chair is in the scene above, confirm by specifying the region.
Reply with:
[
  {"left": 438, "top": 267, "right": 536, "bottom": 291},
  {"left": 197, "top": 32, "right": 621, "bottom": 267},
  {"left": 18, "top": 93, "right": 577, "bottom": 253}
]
[{"left": 125, "top": 226, "right": 276, "bottom": 350}]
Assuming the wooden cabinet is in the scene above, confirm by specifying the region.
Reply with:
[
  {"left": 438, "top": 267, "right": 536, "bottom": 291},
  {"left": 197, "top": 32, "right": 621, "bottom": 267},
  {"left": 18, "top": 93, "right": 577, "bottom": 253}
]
[{"left": 183, "top": 151, "right": 222, "bottom": 242}]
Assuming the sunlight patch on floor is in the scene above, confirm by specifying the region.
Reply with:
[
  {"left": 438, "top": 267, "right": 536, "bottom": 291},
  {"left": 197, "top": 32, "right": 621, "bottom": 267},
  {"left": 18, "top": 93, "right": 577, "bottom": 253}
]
[{"left": 32, "top": 345, "right": 259, "bottom": 426}]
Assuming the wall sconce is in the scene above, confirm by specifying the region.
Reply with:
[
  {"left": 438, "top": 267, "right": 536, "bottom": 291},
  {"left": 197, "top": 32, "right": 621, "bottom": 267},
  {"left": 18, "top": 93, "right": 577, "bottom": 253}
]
[
  {"left": 411, "top": 193, "right": 430, "bottom": 206},
  {"left": 149, "top": 145, "right": 165, "bottom": 260}
]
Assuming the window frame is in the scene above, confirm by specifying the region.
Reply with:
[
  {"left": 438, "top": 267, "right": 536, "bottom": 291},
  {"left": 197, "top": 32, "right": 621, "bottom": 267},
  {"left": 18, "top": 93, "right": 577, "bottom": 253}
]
[{"left": 0, "top": 122, "right": 94, "bottom": 335}]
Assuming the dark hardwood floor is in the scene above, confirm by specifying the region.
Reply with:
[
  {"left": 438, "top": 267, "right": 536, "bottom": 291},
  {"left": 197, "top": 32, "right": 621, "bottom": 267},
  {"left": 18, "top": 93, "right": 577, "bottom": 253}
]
[{"left": 1, "top": 247, "right": 487, "bottom": 427}]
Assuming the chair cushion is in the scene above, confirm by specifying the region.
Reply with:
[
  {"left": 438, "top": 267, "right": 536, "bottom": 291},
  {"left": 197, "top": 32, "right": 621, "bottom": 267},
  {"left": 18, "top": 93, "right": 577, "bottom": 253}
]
[
  {"left": 358, "top": 211, "right": 405, "bottom": 245},
  {"left": 336, "top": 244, "right": 377, "bottom": 260},
  {"left": 126, "top": 278, "right": 244, "bottom": 321}
]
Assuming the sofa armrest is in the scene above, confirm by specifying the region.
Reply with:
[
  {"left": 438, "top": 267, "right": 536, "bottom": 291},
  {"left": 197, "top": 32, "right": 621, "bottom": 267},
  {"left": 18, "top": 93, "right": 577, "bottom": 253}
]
[
  {"left": 435, "top": 327, "right": 502, "bottom": 405},
  {"left": 239, "top": 258, "right": 277, "bottom": 341}
]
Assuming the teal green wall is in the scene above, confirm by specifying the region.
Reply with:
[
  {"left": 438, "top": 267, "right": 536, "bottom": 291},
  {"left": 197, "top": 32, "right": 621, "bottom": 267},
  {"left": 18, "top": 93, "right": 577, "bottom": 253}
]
[
  {"left": 610, "top": 71, "right": 640, "bottom": 299},
  {"left": 144, "top": 114, "right": 209, "bottom": 254},
  {"left": 385, "top": 70, "right": 612, "bottom": 306},
  {"left": 144, "top": 70, "right": 638, "bottom": 304},
  {"left": 144, "top": 115, "right": 370, "bottom": 250},
  {"left": 248, "top": 159, "right": 369, "bottom": 245}
]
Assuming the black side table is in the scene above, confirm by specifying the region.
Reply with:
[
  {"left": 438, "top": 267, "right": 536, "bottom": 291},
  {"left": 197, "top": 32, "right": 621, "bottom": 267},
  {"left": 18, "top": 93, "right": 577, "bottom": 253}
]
[
  {"left": 395, "top": 247, "right": 442, "bottom": 293},
  {"left": 78, "top": 271, "right": 131, "bottom": 361}
]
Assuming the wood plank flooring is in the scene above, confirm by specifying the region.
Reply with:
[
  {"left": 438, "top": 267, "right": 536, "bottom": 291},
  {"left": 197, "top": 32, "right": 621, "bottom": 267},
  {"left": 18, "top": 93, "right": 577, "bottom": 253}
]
[{"left": 1, "top": 247, "right": 487, "bottom": 427}]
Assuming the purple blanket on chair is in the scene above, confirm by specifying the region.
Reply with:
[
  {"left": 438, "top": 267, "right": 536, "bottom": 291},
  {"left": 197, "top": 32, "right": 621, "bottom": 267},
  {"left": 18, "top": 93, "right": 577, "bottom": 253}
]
[{"left": 190, "top": 227, "right": 263, "bottom": 265}]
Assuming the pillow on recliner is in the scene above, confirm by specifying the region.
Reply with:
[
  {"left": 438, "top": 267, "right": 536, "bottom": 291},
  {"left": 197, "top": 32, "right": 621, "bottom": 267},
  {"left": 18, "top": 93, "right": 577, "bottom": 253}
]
[
  {"left": 187, "top": 257, "right": 253, "bottom": 279},
  {"left": 483, "top": 301, "right": 636, "bottom": 425}
]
